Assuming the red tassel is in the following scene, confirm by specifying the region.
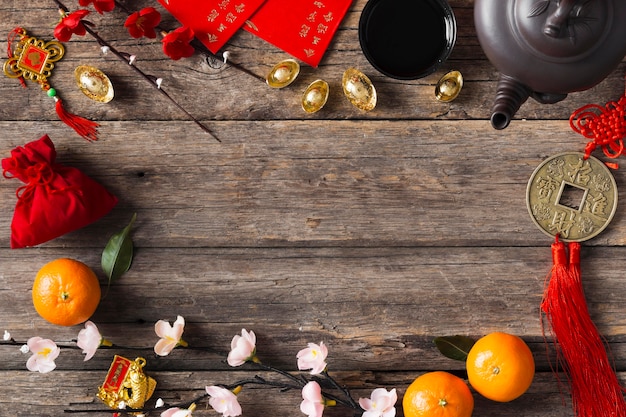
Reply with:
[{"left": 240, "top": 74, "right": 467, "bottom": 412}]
[
  {"left": 54, "top": 97, "right": 100, "bottom": 142},
  {"left": 541, "top": 237, "right": 626, "bottom": 417}
]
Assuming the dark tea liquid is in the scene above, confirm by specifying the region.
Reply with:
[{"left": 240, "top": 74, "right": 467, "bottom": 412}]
[{"left": 360, "top": 0, "right": 451, "bottom": 79}]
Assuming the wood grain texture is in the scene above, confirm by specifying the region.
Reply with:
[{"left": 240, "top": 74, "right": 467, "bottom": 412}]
[
  {"left": 1, "top": 0, "right": 625, "bottom": 416},
  {"left": 0, "top": 370, "right": 594, "bottom": 417}
]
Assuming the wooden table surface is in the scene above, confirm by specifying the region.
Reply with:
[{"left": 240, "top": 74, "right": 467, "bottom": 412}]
[{"left": 2, "top": 0, "right": 625, "bottom": 416}]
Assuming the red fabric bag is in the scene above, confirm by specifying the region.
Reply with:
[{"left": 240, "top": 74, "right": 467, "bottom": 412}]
[{"left": 2, "top": 135, "right": 118, "bottom": 248}]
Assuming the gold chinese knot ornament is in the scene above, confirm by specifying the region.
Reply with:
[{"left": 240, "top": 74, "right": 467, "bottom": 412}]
[
  {"left": 526, "top": 152, "right": 618, "bottom": 242},
  {"left": 3, "top": 28, "right": 64, "bottom": 86},
  {"left": 3, "top": 27, "right": 100, "bottom": 141},
  {"left": 97, "top": 356, "right": 157, "bottom": 411}
]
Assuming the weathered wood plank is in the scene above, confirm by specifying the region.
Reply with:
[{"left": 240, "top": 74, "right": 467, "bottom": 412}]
[
  {"left": 1, "top": 120, "right": 625, "bottom": 248},
  {"left": 1, "top": 1, "right": 624, "bottom": 124},
  {"left": 2, "top": 1, "right": 626, "bottom": 417},
  {"left": 0, "top": 368, "right": 613, "bottom": 417},
  {"left": 3, "top": 246, "right": 626, "bottom": 373}
]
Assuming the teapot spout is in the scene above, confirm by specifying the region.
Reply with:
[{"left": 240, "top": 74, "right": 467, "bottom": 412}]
[{"left": 490, "top": 74, "right": 532, "bottom": 130}]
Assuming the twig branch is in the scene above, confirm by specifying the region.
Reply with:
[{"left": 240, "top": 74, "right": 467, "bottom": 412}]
[
  {"left": 64, "top": 393, "right": 210, "bottom": 414},
  {"left": 249, "top": 362, "right": 359, "bottom": 409},
  {"left": 321, "top": 370, "right": 361, "bottom": 409},
  {"left": 1, "top": 338, "right": 150, "bottom": 352}
]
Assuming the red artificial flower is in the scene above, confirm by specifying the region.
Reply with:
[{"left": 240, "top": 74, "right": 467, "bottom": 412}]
[
  {"left": 161, "top": 26, "right": 195, "bottom": 61},
  {"left": 54, "top": 9, "right": 90, "bottom": 42},
  {"left": 125, "top": 7, "right": 161, "bottom": 39},
  {"left": 78, "top": 0, "right": 115, "bottom": 14}
]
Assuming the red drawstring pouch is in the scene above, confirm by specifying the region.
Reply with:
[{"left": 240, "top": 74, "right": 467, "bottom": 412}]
[{"left": 2, "top": 134, "right": 118, "bottom": 248}]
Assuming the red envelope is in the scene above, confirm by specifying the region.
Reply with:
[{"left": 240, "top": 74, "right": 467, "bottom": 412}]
[
  {"left": 245, "top": 0, "right": 353, "bottom": 67},
  {"left": 157, "top": 0, "right": 267, "bottom": 54}
]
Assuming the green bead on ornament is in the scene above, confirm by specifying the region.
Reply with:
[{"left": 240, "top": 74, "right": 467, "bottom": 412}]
[{"left": 47, "top": 88, "right": 57, "bottom": 98}]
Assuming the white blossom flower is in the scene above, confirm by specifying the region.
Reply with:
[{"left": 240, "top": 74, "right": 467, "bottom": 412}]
[
  {"left": 359, "top": 388, "right": 398, "bottom": 417},
  {"left": 3, "top": 330, "right": 10, "bottom": 341},
  {"left": 20, "top": 344, "right": 29, "bottom": 354},
  {"left": 227, "top": 329, "right": 257, "bottom": 367},
  {"left": 129, "top": 55, "right": 137, "bottom": 65},
  {"left": 77, "top": 321, "right": 107, "bottom": 361},
  {"left": 154, "top": 315, "right": 187, "bottom": 356},
  {"left": 206, "top": 386, "right": 242, "bottom": 417},
  {"left": 156, "top": 398, "right": 165, "bottom": 408},
  {"left": 25, "top": 337, "right": 60, "bottom": 373},
  {"left": 300, "top": 381, "right": 325, "bottom": 417},
  {"left": 297, "top": 342, "right": 328, "bottom": 375}
]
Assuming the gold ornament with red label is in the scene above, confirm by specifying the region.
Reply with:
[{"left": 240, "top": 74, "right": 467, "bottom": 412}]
[{"left": 97, "top": 356, "right": 157, "bottom": 411}]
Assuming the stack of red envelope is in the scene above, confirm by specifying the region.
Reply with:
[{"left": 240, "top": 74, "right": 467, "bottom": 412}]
[{"left": 156, "top": 0, "right": 353, "bottom": 67}]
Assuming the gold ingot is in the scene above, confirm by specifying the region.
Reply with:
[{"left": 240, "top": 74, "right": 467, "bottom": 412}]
[
  {"left": 266, "top": 59, "right": 300, "bottom": 88},
  {"left": 75, "top": 65, "right": 114, "bottom": 103},
  {"left": 342, "top": 68, "right": 377, "bottom": 111},
  {"left": 301, "top": 79, "right": 329, "bottom": 113},
  {"left": 435, "top": 70, "right": 463, "bottom": 102}
]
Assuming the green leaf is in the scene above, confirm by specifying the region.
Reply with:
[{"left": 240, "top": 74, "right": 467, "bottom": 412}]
[
  {"left": 434, "top": 335, "right": 476, "bottom": 361},
  {"left": 101, "top": 213, "right": 137, "bottom": 287}
]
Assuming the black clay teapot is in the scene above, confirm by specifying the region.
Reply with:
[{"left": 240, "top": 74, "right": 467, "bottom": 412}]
[{"left": 474, "top": 0, "right": 626, "bottom": 129}]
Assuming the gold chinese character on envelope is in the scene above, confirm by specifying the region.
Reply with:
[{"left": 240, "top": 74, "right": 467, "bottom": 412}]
[{"left": 97, "top": 356, "right": 156, "bottom": 411}]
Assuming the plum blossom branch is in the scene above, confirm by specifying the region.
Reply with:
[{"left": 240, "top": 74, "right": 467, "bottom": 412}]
[
  {"left": 50, "top": 0, "right": 221, "bottom": 142},
  {"left": 7, "top": 320, "right": 396, "bottom": 417}
]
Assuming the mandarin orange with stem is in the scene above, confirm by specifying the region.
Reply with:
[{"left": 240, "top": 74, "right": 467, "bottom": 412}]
[
  {"left": 402, "top": 371, "right": 474, "bottom": 417},
  {"left": 466, "top": 332, "right": 535, "bottom": 402},
  {"left": 32, "top": 258, "right": 101, "bottom": 326}
]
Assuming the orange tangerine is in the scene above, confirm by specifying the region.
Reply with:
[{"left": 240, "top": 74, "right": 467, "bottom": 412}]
[
  {"left": 32, "top": 258, "right": 101, "bottom": 326},
  {"left": 466, "top": 332, "right": 535, "bottom": 402},
  {"left": 403, "top": 371, "right": 474, "bottom": 417}
]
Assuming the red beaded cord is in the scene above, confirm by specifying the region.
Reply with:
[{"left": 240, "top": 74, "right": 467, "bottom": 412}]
[{"left": 570, "top": 75, "right": 626, "bottom": 169}]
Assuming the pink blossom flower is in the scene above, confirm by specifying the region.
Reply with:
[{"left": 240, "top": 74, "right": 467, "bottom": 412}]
[
  {"left": 297, "top": 342, "right": 328, "bottom": 374},
  {"left": 54, "top": 9, "right": 90, "bottom": 42},
  {"left": 161, "top": 26, "right": 195, "bottom": 60},
  {"left": 125, "top": 7, "right": 161, "bottom": 39},
  {"left": 300, "top": 381, "right": 325, "bottom": 417},
  {"left": 161, "top": 403, "right": 196, "bottom": 417},
  {"left": 154, "top": 315, "right": 187, "bottom": 356},
  {"left": 227, "top": 329, "right": 257, "bottom": 366},
  {"left": 206, "top": 386, "right": 242, "bottom": 417},
  {"left": 359, "top": 388, "right": 398, "bottom": 417},
  {"left": 25, "top": 337, "right": 60, "bottom": 373},
  {"left": 79, "top": 0, "right": 115, "bottom": 14},
  {"left": 77, "top": 321, "right": 111, "bottom": 361}
]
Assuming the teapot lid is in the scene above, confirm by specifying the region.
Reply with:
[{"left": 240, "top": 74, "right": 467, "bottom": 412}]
[{"left": 511, "top": 0, "right": 611, "bottom": 61}]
